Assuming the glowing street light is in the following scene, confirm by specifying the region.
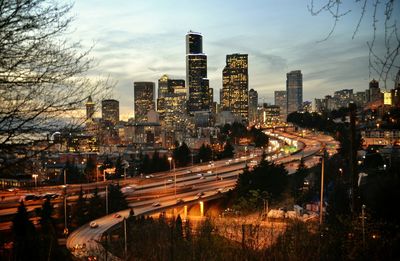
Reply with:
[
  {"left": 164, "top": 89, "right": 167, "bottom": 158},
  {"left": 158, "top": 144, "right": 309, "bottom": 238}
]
[
  {"left": 167, "top": 156, "right": 177, "bottom": 197},
  {"left": 32, "top": 174, "right": 38, "bottom": 189},
  {"left": 168, "top": 156, "right": 172, "bottom": 171}
]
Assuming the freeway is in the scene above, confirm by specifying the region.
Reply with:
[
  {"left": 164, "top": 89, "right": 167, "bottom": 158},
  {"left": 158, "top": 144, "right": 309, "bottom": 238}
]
[
  {"left": 66, "top": 130, "right": 338, "bottom": 260},
  {"left": 0, "top": 129, "right": 339, "bottom": 259}
]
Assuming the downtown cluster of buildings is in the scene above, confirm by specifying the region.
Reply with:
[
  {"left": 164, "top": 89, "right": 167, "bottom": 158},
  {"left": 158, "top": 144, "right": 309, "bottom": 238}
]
[{"left": 84, "top": 31, "right": 304, "bottom": 151}]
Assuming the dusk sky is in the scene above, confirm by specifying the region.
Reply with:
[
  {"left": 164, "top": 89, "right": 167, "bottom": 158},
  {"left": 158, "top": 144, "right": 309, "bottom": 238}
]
[{"left": 70, "top": 0, "right": 397, "bottom": 120}]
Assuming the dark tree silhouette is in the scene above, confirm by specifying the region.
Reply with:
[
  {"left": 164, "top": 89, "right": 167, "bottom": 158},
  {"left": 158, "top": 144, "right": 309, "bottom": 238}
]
[
  {"left": 12, "top": 201, "right": 40, "bottom": 260},
  {"left": 309, "top": 0, "right": 399, "bottom": 85},
  {"left": 0, "top": 0, "right": 112, "bottom": 173},
  {"left": 221, "top": 141, "right": 235, "bottom": 159},
  {"left": 87, "top": 187, "right": 105, "bottom": 220},
  {"left": 72, "top": 187, "right": 89, "bottom": 227},
  {"left": 198, "top": 143, "right": 212, "bottom": 162},
  {"left": 108, "top": 183, "right": 128, "bottom": 213}
]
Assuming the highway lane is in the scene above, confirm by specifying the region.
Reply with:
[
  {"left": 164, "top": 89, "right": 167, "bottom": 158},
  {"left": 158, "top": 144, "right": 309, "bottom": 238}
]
[{"left": 1, "top": 129, "right": 339, "bottom": 259}]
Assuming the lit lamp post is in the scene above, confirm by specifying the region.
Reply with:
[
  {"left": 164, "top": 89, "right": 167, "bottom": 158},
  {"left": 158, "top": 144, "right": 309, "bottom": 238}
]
[
  {"left": 168, "top": 156, "right": 176, "bottom": 197},
  {"left": 62, "top": 185, "right": 68, "bottom": 236},
  {"left": 320, "top": 149, "right": 326, "bottom": 225},
  {"left": 168, "top": 156, "right": 172, "bottom": 171},
  {"left": 32, "top": 174, "right": 38, "bottom": 189}
]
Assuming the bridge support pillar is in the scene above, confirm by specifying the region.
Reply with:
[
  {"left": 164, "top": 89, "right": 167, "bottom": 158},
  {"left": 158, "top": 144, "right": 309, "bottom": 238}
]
[
  {"left": 199, "top": 201, "right": 204, "bottom": 217},
  {"left": 184, "top": 205, "right": 187, "bottom": 221}
]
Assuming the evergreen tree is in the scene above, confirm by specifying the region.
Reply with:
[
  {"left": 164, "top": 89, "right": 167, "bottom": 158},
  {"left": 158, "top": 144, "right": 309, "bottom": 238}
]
[
  {"left": 161, "top": 154, "right": 170, "bottom": 172},
  {"left": 175, "top": 215, "right": 183, "bottom": 239},
  {"left": 152, "top": 150, "right": 161, "bottom": 172},
  {"left": 84, "top": 157, "right": 97, "bottom": 182},
  {"left": 39, "top": 198, "right": 63, "bottom": 260},
  {"left": 12, "top": 201, "right": 40, "bottom": 261},
  {"left": 115, "top": 156, "right": 124, "bottom": 178},
  {"left": 88, "top": 187, "right": 105, "bottom": 220},
  {"left": 174, "top": 142, "right": 191, "bottom": 167},
  {"left": 198, "top": 143, "right": 212, "bottom": 162},
  {"left": 73, "top": 187, "right": 88, "bottom": 227},
  {"left": 142, "top": 154, "right": 151, "bottom": 174},
  {"left": 291, "top": 158, "right": 308, "bottom": 201},
  {"left": 236, "top": 158, "right": 288, "bottom": 200},
  {"left": 221, "top": 141, "right": 235, "bottom": 159},
  {"left": 108, "top": 183, "right": 128, "bottom": 213}
]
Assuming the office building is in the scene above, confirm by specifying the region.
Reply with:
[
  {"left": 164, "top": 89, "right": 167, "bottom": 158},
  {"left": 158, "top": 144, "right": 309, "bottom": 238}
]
[
  {"left": 286, "top": 70, "right": 303, "bottom": 115},
  {"left": 221, "top": 53, "right": 249, "bottom": 120},
  {"left": 263, "top": 105, "right": 280, "bottom": 125},
  {"left": 354, "top": 92, "right": 366, "bottom": 108},
  {"left": 248, "top": 89, "right": 258, "bottom": 123},
  {"left": 274, "top": 90, "right": 287, "bottom": 120},
  {"left": 163, "top": 81, "right": 187, "bottom": 131},
  {"left": 368, "top": 79, "right": 381, "bottom": 103},
  {"left": 101, "top": 99, "right": 119, "bottom": 125},
  {"left": 157, "top": 75, "right": 185, "bottom": 121},
  {"left": 334, "top": 89, "right": 353, "bottom": 108},
  {"left": 134, "top": 82, "right": 155, "bottom": 123},
  {"left": 186, "top": 31, "right": 211, "bottom": 113}
]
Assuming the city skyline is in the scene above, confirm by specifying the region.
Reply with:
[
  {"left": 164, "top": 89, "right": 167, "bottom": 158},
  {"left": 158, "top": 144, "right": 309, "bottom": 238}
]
[{"left": 70, "top": 1, "right": 398, "bottom": 120}]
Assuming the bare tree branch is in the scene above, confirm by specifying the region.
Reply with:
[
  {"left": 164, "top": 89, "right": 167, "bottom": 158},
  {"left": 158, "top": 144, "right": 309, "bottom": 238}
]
[
  {"left": 309, "top": 0, "right": 400, "bottom": 87},
  {"left": 0, "top": 0, "right": 113, "bottom": 173}
]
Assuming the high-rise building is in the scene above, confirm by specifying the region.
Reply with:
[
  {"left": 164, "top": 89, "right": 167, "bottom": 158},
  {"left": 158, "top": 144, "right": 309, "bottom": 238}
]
[
  {"left": 286, "top": 70, "right": 303, "bottom": 115},
  {"left": 354, "top": 91, "right": 366, "bottom": 108},
  {"left": 392, "top": 70, "right": 400, "bottom": 108},
  {"left": 221, "top": 53, "right": 249, "bottom": 120},
  {"left": 395, "top": 70, "right": 400, "bottom": 89},
  {"left": 334, "top": 89, "right": 353, "bottom": 108},
  {"left": 134, "top": 82, "right": 155, "bottom": 123},
  {"left": 101, "top": 99, "right": 119, "bottom": 125},
  {"left": 248, "top": 89, "right": 258, "bottom": 123},
  {"left": 86, "top": 96, "right": 95, "bottom": 121},
  {"left": 157, "top": 75, "right": 185, "bottom": 121},
  {"left": 161, "top": 78, "right": 187, "bottom": 131},
  {"left": 274, "top": 90, "right": 287, "bottom": 120},
  {"left": 368, "top": 79, "right": 381, "bottom": 103},
  {"left": 186, "top": 31, "right": 211, "bottom": 113}
]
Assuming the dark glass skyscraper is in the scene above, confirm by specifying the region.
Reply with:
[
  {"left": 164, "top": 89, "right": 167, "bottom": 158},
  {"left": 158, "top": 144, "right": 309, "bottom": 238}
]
[
  {"left": 286, "top": 70, "right": 303, "bottom": 115},
  {"left": 134, "top": 82, "right": 155, "bottom": 122},
  {"left": 248, "top": 88, "right": 258, "bottom": 123},
  {"left": 221, "top": 53, "right": 249, "bottom": 120},
  {"left": 186, "top": 31, "right": 211, "bottom": 113},
  {"left": 101, "top": 99, "right": 119, "bottom": 125}
]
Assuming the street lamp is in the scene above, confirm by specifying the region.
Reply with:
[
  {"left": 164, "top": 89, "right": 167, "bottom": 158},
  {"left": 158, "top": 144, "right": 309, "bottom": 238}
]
[
  {"left": 32, "top": 174, "right": 38, "bottom": 189},
  {"left": 168, "top": 156, "right": 172, "bottom": 171},
  {"left": 61, "top": 185, "right": 68, "bottom": 236},
  {"left": 320, "top": 148, "right": 326, "bottom": 226},
  {"left": 168, "top": 156, "right": 176, "bottom": 197},
  {"left": 362, "top": 204, "right": 366, "bottom": 249}
]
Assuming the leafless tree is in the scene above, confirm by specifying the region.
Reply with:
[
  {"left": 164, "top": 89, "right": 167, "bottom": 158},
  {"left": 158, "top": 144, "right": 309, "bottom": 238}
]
[
  {"left": 0, "top": 0, "right": 112, "bottom": 173},
  {"left": 309, "top": 0, "right": 399, "bottom": 87}
]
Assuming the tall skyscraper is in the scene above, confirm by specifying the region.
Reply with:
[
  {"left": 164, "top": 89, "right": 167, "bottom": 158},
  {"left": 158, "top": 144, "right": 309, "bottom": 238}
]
[
  {"left": 156, "top": 75, "right": 186, "bottom": 129},
  {"left": 274, "top": 90, "right": 287, "bottom": 119},
  {"left": 286, "top": 70, "right": 303, "bottom": 115},
  {"left": 134, "top": 82, "right": 155, "bottom": 122},
  {"left": 163, "top": 81, "right": 187, "bottom": 131},
  {"left": 186, "top": 31, "right": 211, "bottom": 113},
  {"left": 86, "top": 95, "right": 95, "bottom": 121},
  {"left": 248, "top": 88, "right": 258, "bottom": 123},
  {"left": 368, "top": 79, "right": 381, "bottom": 103},
  {"left": 101, "top": 99, "right": 119, "bottom": 125},
  {"left": 221, "top": 53, "right": 249, "bottom": 120}
]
